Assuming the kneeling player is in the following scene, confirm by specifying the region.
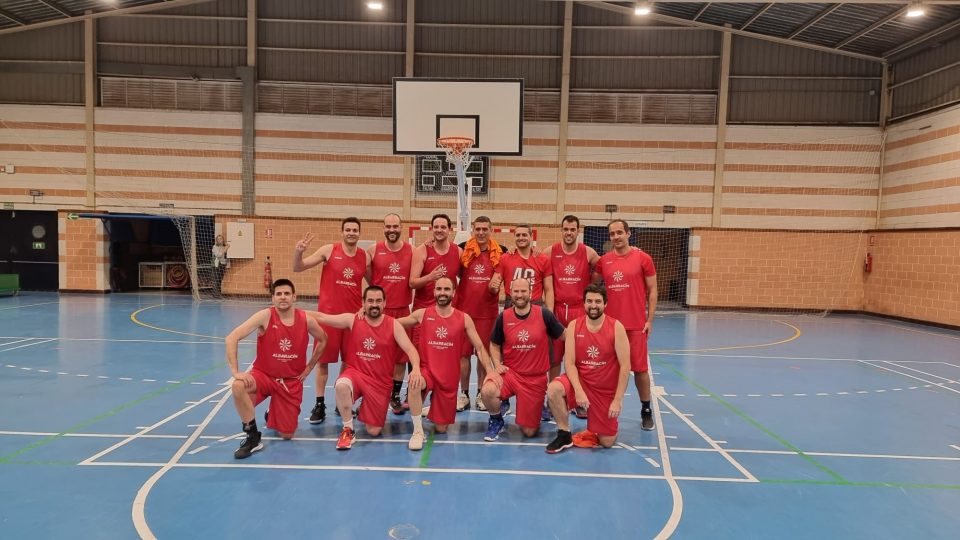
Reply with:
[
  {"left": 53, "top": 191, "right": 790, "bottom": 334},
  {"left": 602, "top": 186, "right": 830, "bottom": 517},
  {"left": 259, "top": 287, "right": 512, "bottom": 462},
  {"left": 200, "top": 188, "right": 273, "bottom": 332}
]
[
  {"left": 397, "top": 278, "right": 493, "bottom": 443},
  {"left": 545, "top": 284, "right": 630, "bottom": 453},
  {"left": 226, "top": 279, "right": 327, "bottom": 459}
]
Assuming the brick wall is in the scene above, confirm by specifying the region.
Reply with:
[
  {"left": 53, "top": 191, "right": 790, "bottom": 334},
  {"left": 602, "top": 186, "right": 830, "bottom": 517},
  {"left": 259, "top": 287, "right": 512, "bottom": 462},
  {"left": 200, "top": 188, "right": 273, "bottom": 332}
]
[
  {"left": 688, "top": 229, "right": 867, "bottom": 311},
  {"left": 58, "top": 211, "right": 109, "bottom": 292},
  {"left": 863, "top": 230, "right": 960, "bottom": 326}
]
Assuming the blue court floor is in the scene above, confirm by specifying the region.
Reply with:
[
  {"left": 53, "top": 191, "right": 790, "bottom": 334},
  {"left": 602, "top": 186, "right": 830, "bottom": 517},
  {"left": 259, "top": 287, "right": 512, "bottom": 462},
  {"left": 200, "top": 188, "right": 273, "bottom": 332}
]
[{"left": 1, "top": 292, "right": 959, "bottom": 539}]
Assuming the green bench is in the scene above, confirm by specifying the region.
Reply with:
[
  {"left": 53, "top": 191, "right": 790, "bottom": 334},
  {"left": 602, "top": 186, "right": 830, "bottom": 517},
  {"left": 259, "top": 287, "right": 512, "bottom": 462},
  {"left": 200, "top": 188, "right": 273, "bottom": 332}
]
[{"left": 0, "top": 274, "right": 20, "bottom": 296}]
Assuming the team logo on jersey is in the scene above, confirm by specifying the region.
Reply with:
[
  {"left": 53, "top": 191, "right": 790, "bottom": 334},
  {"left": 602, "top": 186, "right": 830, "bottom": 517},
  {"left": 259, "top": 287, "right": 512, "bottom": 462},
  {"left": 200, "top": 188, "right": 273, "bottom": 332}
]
[
  {"left": 343, "top": 267, "right": 355, "bottom": 280},
  {"left": 436, "top": 264, "right": 448, "bottom": 276},
  {"left": 564, "top": 264, "right": 576, "bottom": 276},
  {"left": 363, "top": 337, "right": 376, "bottom": 351},
  {"left": 389, "top": 262, "right": 401, "bottom": 274},
  {"left": 517, "top": 329, "right": 530, "bottom": 343},
  {"left": 612, "top": 270, "right": 624, "bottom": 282},
  {"left": 586, "top": 345, "right": 600, "bottom": 359},
  {"left": 279, "top": 338, "right": 292, "bottom": 352},
  {"left": 474, "top": 264, "right": 486, "bottom": 275},
  {"left": 435, "top": 326, "right": 448, "bottom": 339}
]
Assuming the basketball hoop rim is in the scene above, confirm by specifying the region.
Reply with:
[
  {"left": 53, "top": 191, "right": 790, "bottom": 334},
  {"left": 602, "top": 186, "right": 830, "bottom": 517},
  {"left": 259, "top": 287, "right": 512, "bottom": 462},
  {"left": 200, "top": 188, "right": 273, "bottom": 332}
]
[{"left": 437, "top": 136, "right": 475, "bottom": 153}]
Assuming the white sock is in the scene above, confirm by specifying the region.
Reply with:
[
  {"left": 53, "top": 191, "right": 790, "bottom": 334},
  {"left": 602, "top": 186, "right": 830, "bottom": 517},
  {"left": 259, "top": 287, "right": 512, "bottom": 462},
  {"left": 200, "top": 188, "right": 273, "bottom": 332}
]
[
  {"left": 411, "top": 415, "right": 423, "bottom": 434},
  {"left": 343, "top": 418, "right": 354, "bottom": 431}
]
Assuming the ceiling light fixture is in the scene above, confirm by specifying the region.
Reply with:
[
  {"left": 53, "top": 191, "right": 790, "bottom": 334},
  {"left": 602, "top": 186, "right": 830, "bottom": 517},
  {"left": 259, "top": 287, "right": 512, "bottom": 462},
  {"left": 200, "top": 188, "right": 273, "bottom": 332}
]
[
  {"left": 906, "top": 1, "right": 925, "bottom": 18},
  {"left": 367, "top": 1, "right": 384, "bottom": 10},
  {"left": 634, "top": 2, "right": 652, "bottom": 17}
]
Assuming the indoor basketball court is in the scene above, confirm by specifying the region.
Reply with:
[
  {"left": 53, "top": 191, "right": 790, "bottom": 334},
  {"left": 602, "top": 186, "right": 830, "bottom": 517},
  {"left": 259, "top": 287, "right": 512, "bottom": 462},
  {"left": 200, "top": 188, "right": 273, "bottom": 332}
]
[{"left": 1, "top": 1, "right": 959, "bottom": 539}]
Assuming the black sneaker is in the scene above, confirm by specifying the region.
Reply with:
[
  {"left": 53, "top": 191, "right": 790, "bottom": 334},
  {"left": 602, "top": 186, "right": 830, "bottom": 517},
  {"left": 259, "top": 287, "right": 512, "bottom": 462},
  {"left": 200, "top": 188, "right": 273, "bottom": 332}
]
[
  {"left": 309, "top": 402, "right": 326, "bottom": 424},
  {"left": 545, "top": 431, "right": 573, "bottom": 454},
  {"left": 234, "top": 432, "right": 263, "bottom": 459},
  {"left": 641, "top": 410, "right": 655, "bottom": 431},
  {"left": 390, "top": 393, "right": 405, "bottom": 415}
]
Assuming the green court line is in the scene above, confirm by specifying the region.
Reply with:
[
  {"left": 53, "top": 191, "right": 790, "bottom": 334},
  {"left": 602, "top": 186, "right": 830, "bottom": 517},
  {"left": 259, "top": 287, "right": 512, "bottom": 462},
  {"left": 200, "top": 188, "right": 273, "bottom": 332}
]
[
  {"left": 2, "top": 459, "right": 78, "bottom": 466},
  {"left": 418, "top": 432, "right": 436, "bottom": 468},
  {"left": 761, "top": 478, "right": 960, "bottom": 490},
  {"left": 657, "top": 358, "right": 848, "bottom": 483},
  {"left": 0, "top": 361, "right": 223, "bottom": 464}
]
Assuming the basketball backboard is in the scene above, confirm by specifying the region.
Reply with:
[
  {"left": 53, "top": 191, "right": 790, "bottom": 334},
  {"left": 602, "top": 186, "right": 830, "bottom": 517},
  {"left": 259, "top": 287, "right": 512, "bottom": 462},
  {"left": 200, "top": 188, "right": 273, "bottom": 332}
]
[{"left": 392, "top": 78, "right": 523, "bottom": 156}]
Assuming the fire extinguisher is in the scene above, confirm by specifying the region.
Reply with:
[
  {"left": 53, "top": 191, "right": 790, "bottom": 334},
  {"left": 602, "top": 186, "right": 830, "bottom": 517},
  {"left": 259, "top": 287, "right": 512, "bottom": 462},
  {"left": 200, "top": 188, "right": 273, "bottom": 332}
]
[
  {"left": 864, "top": 252, "right": 872, "bottom": 273},
  {"left": 263, "top": 256, "right": 273, "bottom": 289}
]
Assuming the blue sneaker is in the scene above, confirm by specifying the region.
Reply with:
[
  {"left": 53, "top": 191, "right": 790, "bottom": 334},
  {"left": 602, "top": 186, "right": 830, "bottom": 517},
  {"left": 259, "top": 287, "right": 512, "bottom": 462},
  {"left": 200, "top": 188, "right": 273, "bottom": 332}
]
[
  {"left": 541, "top": 404, "right": 553, "bottom": 422},
  {"left": 484, "top": 415, "right": 506, "bottom": 441}
]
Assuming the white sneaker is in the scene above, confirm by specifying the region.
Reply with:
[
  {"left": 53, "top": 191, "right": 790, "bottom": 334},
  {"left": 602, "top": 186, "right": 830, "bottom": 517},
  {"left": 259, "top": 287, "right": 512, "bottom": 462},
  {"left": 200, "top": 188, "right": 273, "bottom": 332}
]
[
  {"left": 456, "top": 392, "right": 470, "bottom": 412},
  {"left": 408, "top": 431, "right": 425, "bottom": 451},
  {"left": 475, "top": 392, "right": 487, "bottom": 411}
]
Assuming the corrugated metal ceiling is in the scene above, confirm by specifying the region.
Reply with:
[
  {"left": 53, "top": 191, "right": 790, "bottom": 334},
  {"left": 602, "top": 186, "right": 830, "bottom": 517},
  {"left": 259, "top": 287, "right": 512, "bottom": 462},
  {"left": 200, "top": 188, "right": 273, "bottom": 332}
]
[{"left": 0, "top": 1, "right": 958, "bottom": 60}]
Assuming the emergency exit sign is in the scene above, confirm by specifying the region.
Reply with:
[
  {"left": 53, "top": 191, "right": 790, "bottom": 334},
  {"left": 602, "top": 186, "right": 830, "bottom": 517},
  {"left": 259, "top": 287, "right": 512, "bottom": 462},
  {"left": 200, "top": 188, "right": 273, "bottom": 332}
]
[{"left": 32, "top": 241, "right": 45, "bottom": 250}]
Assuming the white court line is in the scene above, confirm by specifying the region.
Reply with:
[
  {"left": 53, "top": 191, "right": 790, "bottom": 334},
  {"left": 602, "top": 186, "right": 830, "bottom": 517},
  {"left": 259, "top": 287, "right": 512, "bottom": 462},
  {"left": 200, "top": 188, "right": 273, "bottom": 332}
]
[
  {"left": 132, "top": 384, "right": 235, "bottom": 540},
  {"left": 186, "top": 446, "right": 209, "bottom": 455},
  {"left": 0, "top": 301, "right": 60, "bottom": 311},
  {"left": 0, "top": 430, "right": 188, "bottom": 440},
  {"left": 886, "top": 362, "right": 960, "bottom": 384},
  {"left": 657, "top": 352, "right": 956, "bottom": 364},
  {"left": 860, "top": 361, "right": 960, "bottom": 396},
  {"left": 675, "top": 447, "right": 960, "bottom": 462},
  {"left": 645, "top": 457, "right": 661, "bottom": 468},
  {"left": 0, "top": 335, "right": 254, "bottom": 345},
  {"left": 864, "top": 320, "right": 960, "bottom": 342},
  {"left": 949, "top": 445, "right": 960, "bottom": 453},
  {"left": 0, "top": 338, "right": 55, "bottom": 353},
  {"left": 87, "top": 460, "right": 759, "bottom": 485},
  {"left": 0, "top": 338, "right": 34, "bottom": 348},
  {"left": 658, "top": 396, "right": 757, "bottom": 482},
  {"left": 79, "top": 385, "right": 231, "bottom": 465},
  {"left": 649, "top": 370, "right": 683, "bottom": 540}
]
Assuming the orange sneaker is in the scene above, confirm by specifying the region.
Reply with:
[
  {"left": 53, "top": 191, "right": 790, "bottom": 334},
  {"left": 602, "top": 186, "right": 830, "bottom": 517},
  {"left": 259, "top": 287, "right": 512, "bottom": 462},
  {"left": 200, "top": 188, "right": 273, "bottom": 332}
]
[
  {"left": 572, "top": 430, "right": 600, "bottom": 448},
  {"left": 336, "top": 427, "right": 356, "bottom": 450}
]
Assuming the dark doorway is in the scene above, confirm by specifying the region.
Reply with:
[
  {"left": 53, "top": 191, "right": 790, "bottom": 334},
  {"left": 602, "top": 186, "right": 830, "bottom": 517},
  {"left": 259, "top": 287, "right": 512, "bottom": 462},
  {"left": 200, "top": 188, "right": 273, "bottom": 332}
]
[{"left": 0, "top": 210, "right": 58, "bottom": 291}]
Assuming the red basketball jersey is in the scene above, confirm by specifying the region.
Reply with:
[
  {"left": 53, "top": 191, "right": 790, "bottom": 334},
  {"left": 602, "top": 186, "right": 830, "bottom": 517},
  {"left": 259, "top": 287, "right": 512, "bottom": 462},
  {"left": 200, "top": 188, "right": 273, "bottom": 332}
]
[
  {"left": 343, "top": 315, "right": 399, "bottom": 381},
  {"left": 573, "top": 315, "right": 620, "bottom": 393},
  {"left": 500, "top": 306, "right": 551, "bottom": 376},
  {"left": 598, "top": 248, "right": 656, "bottom": 330},
  {"left": 254, "top": 307, "right": 309, "bottom": 379},
  {"left": 317, "top": 243, "right": 365, "bottom": 314},
  {"left": 413, "top": 244, "right": 460, "bottom": 310},
  {"left": 550, "top": 243, "right": 591, "bottom": 307},
  {"left": 498, "top": 251, "right": 552, "bottom": 301},
  {"left": 454, "top": 250, "right": 499, "bottom": 319},
  {"left": 417, "top": 306, "right": 466, "bottom": 390},
  {"left": 371, "top": 241, "right": 413, "bottom": 309}
]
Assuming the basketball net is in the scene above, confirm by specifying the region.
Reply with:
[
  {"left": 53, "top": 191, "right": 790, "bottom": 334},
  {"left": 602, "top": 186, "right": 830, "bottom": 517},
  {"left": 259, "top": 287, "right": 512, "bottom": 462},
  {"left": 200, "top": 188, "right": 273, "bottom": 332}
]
[{"left": 437, "top": 136, "right": 475, "bottom": 243}]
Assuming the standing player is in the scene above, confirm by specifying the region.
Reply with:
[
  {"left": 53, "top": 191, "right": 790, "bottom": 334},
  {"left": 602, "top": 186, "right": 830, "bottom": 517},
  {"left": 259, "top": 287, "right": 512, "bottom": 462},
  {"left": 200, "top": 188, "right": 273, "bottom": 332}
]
[
  {"left": 479, "top": 278, "right": 566, "bottom": 441},
  {"left": 293, "top": 217, "right": 371, "bottom": 424},
  {"left": 397, "top": 278, "right": 493, "bottom": 441},
  {"left": 226, "top": 279, "right": 328, "bottom": 459},
  {"left": 309, "top": 286, "right": 424, "bottom": 451},
  {"left": 598, "top": 219, "right": 658, "bottom": 431},
  {"left": 409, "top": 214, "right": 461, "bottom": 346},
  {"left": 549, "top": 215, "right": 601, "bottom": 407},
  {"left": 493, "top": 224, "right": 554, "bottom": 310},
  {"left": 367, "top": 213, "right": 415, "bottom": 415},
  {"left": 454, "top": 215, "right": 503, "bottom": 411},
  {"left": 544, "top": 284, "right": 630, "bottom": 453}
]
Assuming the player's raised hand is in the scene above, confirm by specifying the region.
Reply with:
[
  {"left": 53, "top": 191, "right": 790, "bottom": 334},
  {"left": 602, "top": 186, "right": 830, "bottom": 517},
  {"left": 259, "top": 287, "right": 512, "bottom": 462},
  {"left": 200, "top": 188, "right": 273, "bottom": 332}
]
[{"left": 295, "top": 233, "right": 315, "bottom": 253}]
